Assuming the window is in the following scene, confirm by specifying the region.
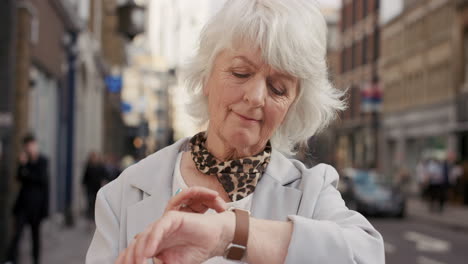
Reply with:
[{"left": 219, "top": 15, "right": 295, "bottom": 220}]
[
  {"left": 362, "top": 35, "right": 368, "bottom": 65},
  {"left": 341, "top": 49, "right": 346, "bottom": 73},
  {"left": 464, "top": 30, "right": 468, "bottom": 83},
  {"left": 363, "top": 0, "right": 368, "bottom": 18},
  {"left": 373, "top": 28, "right": 380, "bottom": 61},
  {"left": 341, "top": 4, "right": 346, "bottom": 32},
  {"left": 352, "top": 0, "right": 357, "bottom": 25},
  {"left": 352, "top": 42, "right": 356, "bottom": 69}
]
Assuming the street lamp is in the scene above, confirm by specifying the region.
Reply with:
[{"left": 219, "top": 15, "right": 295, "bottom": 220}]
[{"left": 117, "top": 0, "right": 145, "bottom": 40}]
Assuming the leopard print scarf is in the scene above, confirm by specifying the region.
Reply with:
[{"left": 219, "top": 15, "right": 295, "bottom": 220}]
[{"left": 189, "top": 132, "right": 272, "bottom": 202}]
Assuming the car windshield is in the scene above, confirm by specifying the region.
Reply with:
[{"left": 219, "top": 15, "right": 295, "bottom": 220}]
[{"left": 354, "top": 171, "right": 378, "bottom": 192}]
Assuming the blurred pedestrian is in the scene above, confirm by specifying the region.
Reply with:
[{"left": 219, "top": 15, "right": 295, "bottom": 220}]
[
  {"left": 82, "top": 152, "right": 108, "bottom": 222},
  {"left": 427, "top": 157, "right": 446, "bottom": 213},
  {"left": 103, "top": 153, "right": 121, "bottom": 183},
  {"left": 4, "top": 134, "right": 49, "bottom": 264},
  {"left": 394, "top": 166, "right": 410, "bottom": 195},
  {"left": 451, "top": 160, "right": 464, "bottom": 204},
  {"left": 416, "top": 158, "right": 429, "bottom": 199},
  {"left": 443, "top": 151, "right": 459, "bottom": 202},
  {"left": 462, "top": 160, "right": 468, "bottom": 205}
]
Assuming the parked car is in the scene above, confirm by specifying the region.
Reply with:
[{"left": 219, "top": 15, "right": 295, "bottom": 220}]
[{"left": 338, "top": 168, "right": 406, "bottom": 218}]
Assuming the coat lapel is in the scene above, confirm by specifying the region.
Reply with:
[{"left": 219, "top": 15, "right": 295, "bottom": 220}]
[
  {"left": 251, "top": 149, "right": 303, "bottom": 221},
  {"left": 126, "top": 138, "right": 188, "bottom": 244}
]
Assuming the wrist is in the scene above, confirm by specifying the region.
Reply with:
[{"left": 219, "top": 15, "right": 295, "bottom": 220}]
[{"left": 215, "top": 211, "right": 236, "bottom": 256}]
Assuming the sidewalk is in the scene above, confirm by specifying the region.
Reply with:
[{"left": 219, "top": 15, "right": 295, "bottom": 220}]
[
  {"left": 407, "top": 198, "right": 468, "bottom": 232},
  {"left": 17, "top": 216, "right": 94, "bottom": 264}
]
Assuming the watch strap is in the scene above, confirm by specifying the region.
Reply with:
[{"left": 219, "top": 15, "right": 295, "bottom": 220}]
[{"left": 225, "top": 208, "right": 249, "bottom": 260}]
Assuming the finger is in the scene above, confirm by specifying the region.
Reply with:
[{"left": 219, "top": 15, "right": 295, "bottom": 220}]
[
  {"left": 133, "top": 223, "right": 159, "bottom": 263},
  {"left": 185, "top": 202, "right": 208, "bottom": 213},
  {"left": 165, "top": 187, "right": 219, "bottom": 212},
  {"left": 143, "top": 213, "right": 179, "bottom": 258},
  {"left": 167, "top": 187, "right": 219, "bottom": 211},
  {"left": 179, "top": 203, "right": 199, "bottom": 213},
  {"left": 207, "top": 196, "right": 228, "bottom": 213},
  {"left": 124, "top": 239, "right": 137, "bottom": 263},
  {"left": 190, "top": 195, "right": 228, "bottom": 212},
  {"left": 133, "top": 229, "right": 152, "bottom": 263},
  {"left": 152, "top": 257, "right": 163, "bottom": 264},
  {"left": 178, "top": 196, "right": 226, "bottom": 214},
  {"left": 115, "top": 250, "right": 125, "bottom": 264}
]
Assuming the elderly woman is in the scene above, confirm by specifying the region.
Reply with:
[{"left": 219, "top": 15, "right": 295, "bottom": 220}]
[{"left": 86, "top": 0, "right": 384, "bottom": 263}]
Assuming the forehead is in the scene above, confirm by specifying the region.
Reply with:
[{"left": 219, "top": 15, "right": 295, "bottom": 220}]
[{"left": 217, "top": 45, "right": 297, "bottom": 81}]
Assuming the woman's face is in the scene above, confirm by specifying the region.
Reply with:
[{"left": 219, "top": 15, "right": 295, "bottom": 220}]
[{"left": 204, "top": 45, "right": 298, "bottom": 156}]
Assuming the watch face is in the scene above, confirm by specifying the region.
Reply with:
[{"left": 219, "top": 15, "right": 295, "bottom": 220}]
[{"left": 224, "top": 243, "right": 246, "bottom": 261}]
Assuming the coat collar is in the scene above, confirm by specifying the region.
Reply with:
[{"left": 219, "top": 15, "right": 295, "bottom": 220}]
[{"left": 128, "top": 138, "right": 188, "bottom": 196}]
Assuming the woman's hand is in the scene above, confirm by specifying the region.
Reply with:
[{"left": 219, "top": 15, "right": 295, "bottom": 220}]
[
  {"left": 164, "top": 186, "right": 228, "bottom": 214},
  {"left": 115, "top": 210, "right": 235, "bottom": 264}
]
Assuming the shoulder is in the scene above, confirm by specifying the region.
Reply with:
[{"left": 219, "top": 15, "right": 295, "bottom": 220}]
[
  {"left": 284, "top": 155, "right": 340, "bottom": 187},
  {"left": 266, "top": 150, "right": 340, "bottom": 187},
  {"left": 295, "top": 162, "right": 340, "bottom": 188},
  {"left": 99, "top": 138, "right": 189, "bottom": 200}
]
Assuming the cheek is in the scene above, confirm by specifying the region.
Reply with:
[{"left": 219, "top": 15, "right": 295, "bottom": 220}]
[
  {"left": 263, "top": 101, "right": 291, "bottom": 131},
  {"left": 208, "top": 82, "right": 240, "bottom": 120}
]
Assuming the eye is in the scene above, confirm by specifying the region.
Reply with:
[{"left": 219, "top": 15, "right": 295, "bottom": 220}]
[
  {"left": 268, "top": 81, "right": 286, "bottom": 96},
  {"left": 232, "top": 72, "right": 251, "bottom": 78}
]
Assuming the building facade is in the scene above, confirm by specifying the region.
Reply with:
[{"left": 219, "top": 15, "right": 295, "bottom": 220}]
[
  {"left": 457, "top": 0, "right": 468, "bottom": 167},
  {"left": 335, "top": 0, "right": 381, "bottom": 172},
  {"left": 0, "top": 1, "right": 131, "bottom": 250},
  {"left": 379, "top": 0, "right": 462, "bottom": 192},
  {"left": 0, "top": 0, "right": 17, "bottom": 255}
]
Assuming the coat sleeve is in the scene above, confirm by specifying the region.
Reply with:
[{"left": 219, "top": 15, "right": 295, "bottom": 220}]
[
  {"left": 284, "top": 165, "right": 385, "bottom": 264},
  {"left": 86, "top": 185, "right": 121, "bottom": 264}
]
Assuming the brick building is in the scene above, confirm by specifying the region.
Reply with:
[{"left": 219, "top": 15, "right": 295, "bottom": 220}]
[
  {"left": 456, "top": 0, "right": 468, "bottom": 166},
  {"left": 335, "top": 0, "right": 381, "bottom": 171},
  {"left": 0, "top": 0, "right": 82, "bottom": 255},
  {"left": 0, "top": 0, "right": 133, "bottom": 254},
  {"left": 378, "top": 0, "right": 465, "bottom": 191},
  {"left": 0, "top": 0, "right": 17, "bottom": 255},
  {"left": 301, "top": 7, "right": 342, "bottom": 167}
]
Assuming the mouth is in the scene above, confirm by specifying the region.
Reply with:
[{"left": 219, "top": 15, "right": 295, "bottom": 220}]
[{"left": 233, "top": 111, "right": 261, "bottom": 122}]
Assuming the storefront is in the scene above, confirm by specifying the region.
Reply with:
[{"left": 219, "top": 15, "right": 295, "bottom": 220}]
[{"left": 382, "top": 102, "right": 457, "bottom": 194}]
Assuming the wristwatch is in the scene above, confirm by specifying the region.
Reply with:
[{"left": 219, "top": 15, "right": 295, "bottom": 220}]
[{"left": 224, "top": 208, "right": 250, "bottom": 261}]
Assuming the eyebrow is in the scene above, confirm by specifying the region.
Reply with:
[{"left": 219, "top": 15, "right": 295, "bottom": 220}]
[
  {"left": 233, "top": 56, "right": 296, "bottom": 83},
  {"left": 233, "top": 56, "right": 260, "bottom": 69},
  {"left": 271, "top": 72, "right": 296, "bottom": 84}
]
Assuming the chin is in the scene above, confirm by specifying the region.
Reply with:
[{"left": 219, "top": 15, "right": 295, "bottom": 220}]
[{"left": 225, "top": 128, "right": 259, "bottom": 149}]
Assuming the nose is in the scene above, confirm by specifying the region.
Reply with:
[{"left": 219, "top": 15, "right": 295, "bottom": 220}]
[{"left": 243, "top": 77, "right": 266, "bottom": 107}]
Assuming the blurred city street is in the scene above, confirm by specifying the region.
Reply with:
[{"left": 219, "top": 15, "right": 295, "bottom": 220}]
[
  {"left": 372, "top": 198, "right": 468, "bottom": 264},
  {"left": 16, "top": 217, "right": 93, "bottom": 264},
  {"left": 373, "top": 218, "right": 468, "bottom": 264}
]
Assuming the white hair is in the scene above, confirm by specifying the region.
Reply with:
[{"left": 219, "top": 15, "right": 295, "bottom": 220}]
[{"left": 185, "top": 0, "right": 346, "bottom": 155}]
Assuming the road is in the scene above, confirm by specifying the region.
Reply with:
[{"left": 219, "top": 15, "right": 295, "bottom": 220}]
[{"left": 371, "top": 217, "right": 468, "bottom": 264}]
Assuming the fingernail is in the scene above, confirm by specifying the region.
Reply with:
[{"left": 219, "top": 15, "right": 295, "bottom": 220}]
[{"left": 175, "top": 188, "right": 182, "bottom": 195}]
